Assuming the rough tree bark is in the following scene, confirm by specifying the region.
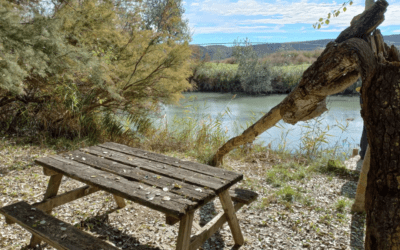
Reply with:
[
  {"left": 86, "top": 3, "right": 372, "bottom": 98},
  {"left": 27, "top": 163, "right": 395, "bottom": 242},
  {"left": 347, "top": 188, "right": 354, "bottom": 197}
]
[
  {"left": 363, "top": 56, "right": 400, "bottom": 249},
  {"left": 210, "top": 0, "right": 389, "bottom": 167}
]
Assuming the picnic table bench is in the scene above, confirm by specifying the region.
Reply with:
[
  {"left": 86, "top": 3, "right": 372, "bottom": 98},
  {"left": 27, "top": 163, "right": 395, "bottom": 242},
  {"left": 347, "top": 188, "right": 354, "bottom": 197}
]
[{"left": 0, "top": 142, "right": 258, "bottom": 250}]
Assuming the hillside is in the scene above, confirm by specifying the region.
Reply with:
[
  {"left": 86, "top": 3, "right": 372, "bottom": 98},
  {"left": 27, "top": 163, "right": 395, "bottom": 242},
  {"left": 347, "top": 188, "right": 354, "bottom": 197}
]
[{"left": 192, "top": 33, "right": 400, "bottom": 61}]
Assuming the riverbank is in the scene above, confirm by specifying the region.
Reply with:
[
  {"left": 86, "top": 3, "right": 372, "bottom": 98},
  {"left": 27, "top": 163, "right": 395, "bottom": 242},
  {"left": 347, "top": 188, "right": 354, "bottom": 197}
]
[
  {"left": 0, "top": 119, "right": 367, "bottom": 249},
  {"left": 187, "top": 48, "right": 363, "bottom": 96}
]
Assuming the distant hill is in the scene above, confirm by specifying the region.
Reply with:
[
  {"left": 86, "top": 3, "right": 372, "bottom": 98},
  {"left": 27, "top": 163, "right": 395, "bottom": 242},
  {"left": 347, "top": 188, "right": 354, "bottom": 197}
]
[{"left": 191, "top": 33, "right": 400, "bottom": 61}]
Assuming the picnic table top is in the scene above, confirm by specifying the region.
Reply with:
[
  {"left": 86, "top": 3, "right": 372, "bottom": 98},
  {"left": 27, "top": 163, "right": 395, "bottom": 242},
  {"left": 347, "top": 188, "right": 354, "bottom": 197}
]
[{"left": 34, "top": 142, "right": 243, "bottom": 219}]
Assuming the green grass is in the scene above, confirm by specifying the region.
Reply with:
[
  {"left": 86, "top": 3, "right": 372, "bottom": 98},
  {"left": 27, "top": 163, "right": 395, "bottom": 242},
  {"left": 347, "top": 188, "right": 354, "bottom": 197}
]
[
  {"left": 336, "top": 198, "right": 353, "bottom": 212},
  {"left": 265, "top": 162, "right": 309, "bottom": 187}
]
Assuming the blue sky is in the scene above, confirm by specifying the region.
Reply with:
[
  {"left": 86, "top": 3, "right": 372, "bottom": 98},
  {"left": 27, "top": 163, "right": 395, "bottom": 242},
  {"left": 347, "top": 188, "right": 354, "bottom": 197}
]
[{"left": 181, "top": 0, "right": 400, "bottom": 46}]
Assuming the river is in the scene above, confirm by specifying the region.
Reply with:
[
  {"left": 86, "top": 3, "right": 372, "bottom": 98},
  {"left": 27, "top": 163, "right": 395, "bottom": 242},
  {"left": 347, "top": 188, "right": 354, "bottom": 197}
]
[{"left": 153, "top": 92, "right": 364, "bottom": 158}]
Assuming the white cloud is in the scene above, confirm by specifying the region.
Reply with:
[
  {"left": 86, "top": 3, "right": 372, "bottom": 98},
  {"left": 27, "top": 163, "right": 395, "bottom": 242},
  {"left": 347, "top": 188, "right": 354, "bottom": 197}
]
[
  {"left": 187, "top": 0, "right": 400, "bottom": 32},
  {"left": 191, "top": 24, "right": 287, "bottom": 34},
  {"left": 191, "top": 2, "right": 199, "bottom": 6}
]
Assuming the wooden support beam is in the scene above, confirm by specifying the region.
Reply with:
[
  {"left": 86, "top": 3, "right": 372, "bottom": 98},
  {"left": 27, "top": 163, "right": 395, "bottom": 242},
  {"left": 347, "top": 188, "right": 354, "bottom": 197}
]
[
  {"left": 218, "top": 190, "right": 244, "bottom": 246},
  {"left": 166, "top": 215, "right": 180, "bottom": 226},
  {"left": 190, "top": 202, "right": 243, "bottom": 250},
  {"left": 112, "top": 194, "right": 126, "bottom": 208},
  {"left": 176, "top": 211, "right": 194, "bottom": 250},
  {"left": 192, "top": 222, "right": 202, "bottom": 232},
  {"left": 29, "top": 173, "right": 63, "bottom": 248},
  {"left": 33, "top": 185, "right": 100, "bottom": 213},
  {"left": 43, "top": 167, "right": 59, "bottom": 176}
]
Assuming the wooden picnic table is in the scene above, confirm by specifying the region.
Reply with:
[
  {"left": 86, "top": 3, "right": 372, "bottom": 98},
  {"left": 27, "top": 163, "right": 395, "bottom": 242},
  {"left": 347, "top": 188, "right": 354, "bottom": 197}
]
[{"left": 6, "top": 142, "right": 253, "bottom": 250}]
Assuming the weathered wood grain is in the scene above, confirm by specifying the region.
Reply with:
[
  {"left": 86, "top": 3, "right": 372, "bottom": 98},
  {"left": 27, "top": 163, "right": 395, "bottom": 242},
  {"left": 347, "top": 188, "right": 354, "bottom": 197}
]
[
  {"left": 33, "top": 185, "right": 100, "bottom": 212},
  {"left": 35, "top": 156, "right": 196, "bottom": 218},
  {"left": 80, "top": 146, "right": 230, "bottom": 192},
  {"left": 336, "top": 0, "right": 388, "bottom": 44},
  {"left": 229, "top": 188, "right": 259, "bottom": 205},
  {"left": 112, "top": 195, "right": 126, "bottom": 208},
  {"left": 190, "top": 189, "right": 258, "bottom": 249},
  {"left": 190, "top": 202, "right": 243, "bottom": 250},
  {"left": 66, "top": 150, "right": 215, "bottom": 203},
  {"left": 176, "top": 211, "right": 194, "bottom": 250},
  {"left": 99, "top": 142, "right": 242, "bottom": 181},
  {"left": 0, "top": 201, "right": 119, "bottom": 250},
  {"left": 30, "top": 173, "right": 63, "bottom": 247},
  {"left": 218, "top": 190, "right": 244, "bottom": 245}
]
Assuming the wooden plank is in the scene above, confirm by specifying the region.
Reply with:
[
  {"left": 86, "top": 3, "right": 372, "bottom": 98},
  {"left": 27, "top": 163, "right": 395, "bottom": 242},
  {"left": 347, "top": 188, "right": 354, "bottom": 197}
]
[
  {"left": 33, "top": 185, "right": 100, "bottom": 212},
  {"left": 218, "top": 190, "right": 244, "bottom": 245},
  {"left": 68, "top": 150, "right": 215, "bottom": 202},
  {"left": 35, "top": 156, "right": 195, "bottom": 218},
  {"left": 0, "top": 201, "right": 119, "bottom": 250},
  {"left": 113, "top": 195, "right": 126, "bottom": 208},
  {"left": 190, "top": 202, "right": 244, "bottom": 250},
  {"left": 228, "top": 189, "right": 258, "bottom": 205},
  {"left": 80, "top": 146, "right": 229, "bottom": 191},
  {"left": 98, "top": 142, "right": 242, "bottom": 181},
  {"left": 30, "top": 173, "right": 63, "bottom": 247},
  {"left": 176, "top": 211, "right": 194, "bottom": 250},
  {"left": 192, "top": 222, "right": 202, "bottom": 232}
]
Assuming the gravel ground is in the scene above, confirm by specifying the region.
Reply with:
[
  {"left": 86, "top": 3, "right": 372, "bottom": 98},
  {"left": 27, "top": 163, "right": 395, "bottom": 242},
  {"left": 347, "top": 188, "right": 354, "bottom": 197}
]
[{"left": 0, "top": 141, "right": 367, "bottom": 250}]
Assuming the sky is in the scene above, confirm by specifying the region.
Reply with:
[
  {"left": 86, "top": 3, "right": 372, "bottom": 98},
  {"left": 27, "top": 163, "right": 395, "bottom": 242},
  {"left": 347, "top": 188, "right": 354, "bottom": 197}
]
[{"left": 181, "top": 0, "right": 400, "bottom": 46}]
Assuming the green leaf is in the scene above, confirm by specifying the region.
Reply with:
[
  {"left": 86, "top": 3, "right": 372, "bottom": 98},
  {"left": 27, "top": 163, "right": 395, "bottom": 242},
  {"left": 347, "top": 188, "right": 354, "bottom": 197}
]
[
  {"left": 343, "top": 7, "right": 347, "bottom": 12},
  {"left": 325, "top": 20, "right": 330, "bottom": 25},
  {"left": 335, "top": 11, "right": 340, "bottom": 17},
  {"left": 328, "top": 13, "right": 331, "bottom": 19},
  {"left": 319, "top": 18, "right": 323, "bottom": 22},
  {"left": 318, "top": 24, "right": 321, "bottom": 29},
  {"left": 313, "top": 24, "right": 316, "bottom": 29},
  {"left": 350, "top": 1, "right": 353, "bottom": 6}
]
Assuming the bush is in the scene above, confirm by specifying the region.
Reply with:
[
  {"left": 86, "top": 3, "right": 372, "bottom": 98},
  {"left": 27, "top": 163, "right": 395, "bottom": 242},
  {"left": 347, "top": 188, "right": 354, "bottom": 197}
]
[{"left": 233, "top": 38, "right": 273, "bottom": 94}]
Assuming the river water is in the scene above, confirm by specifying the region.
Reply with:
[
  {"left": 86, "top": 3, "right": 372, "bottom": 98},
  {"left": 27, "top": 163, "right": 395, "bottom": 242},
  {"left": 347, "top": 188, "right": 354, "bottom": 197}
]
[{"left": 153, "top": 92, "right": 364, "bottom": 157}]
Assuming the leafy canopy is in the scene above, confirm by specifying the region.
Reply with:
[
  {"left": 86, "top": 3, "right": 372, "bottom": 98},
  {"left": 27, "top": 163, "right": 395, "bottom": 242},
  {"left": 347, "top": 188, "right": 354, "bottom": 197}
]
[{"left": 0, "top": 0, "right": 195, "bottom": 141}]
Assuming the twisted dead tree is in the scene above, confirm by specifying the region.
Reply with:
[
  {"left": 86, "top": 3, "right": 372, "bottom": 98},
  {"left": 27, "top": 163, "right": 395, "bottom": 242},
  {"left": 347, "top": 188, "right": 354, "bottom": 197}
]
[
  {"left": 211, "top": 0, "right": 400, "bottom": 248},
  {"left": 210, "top": 0, "right": 390, "bottom": 167}
]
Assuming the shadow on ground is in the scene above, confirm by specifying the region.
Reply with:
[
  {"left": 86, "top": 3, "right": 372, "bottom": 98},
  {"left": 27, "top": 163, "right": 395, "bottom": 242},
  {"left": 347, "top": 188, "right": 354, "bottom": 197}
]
[{"left": 341, "top": 159, "right": 366, "bottom": 250}]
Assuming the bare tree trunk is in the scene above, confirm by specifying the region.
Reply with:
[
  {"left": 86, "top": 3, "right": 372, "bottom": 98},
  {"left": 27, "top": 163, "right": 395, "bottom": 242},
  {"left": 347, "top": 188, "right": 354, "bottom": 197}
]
[{"left": 363, "top": 57, "right": 400, "bottom": 249}]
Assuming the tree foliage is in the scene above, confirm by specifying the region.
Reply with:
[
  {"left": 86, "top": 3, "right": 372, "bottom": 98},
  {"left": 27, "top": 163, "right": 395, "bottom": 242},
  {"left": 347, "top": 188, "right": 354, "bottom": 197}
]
[
  {"left": 313, "top": 0, "right": 354, "bottom": 29},
  {"left": 0, "top": 0, "right": 194, "bottom": 141},
  {"left": 232, "top": 38, "right": 273, "bottom": 94},
  {"left": 139, "top": 0, "right": 191, "bottom": 44}
]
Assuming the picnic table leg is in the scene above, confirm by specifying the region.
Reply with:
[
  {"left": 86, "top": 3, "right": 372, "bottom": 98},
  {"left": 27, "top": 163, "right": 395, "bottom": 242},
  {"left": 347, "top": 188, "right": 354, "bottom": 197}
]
[
  {"left": 113, "top": 194, "right": 126, "bottom": 208},
  {"left": 176, "top": 211, "right": 194, "bottom": 250},
  {"left": 29, "top": 173, "right": 63, "bottom": 248},
  {"left": 218, "top": 190, "right": 244, "bottom": 246}
]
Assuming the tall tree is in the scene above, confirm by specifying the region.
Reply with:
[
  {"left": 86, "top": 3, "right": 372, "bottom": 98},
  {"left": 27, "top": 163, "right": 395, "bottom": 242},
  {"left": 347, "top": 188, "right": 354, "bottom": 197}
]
[
  {"left": 211, "top": 0, "right": 400, "bottom": 249},
  {"left": 0, "top": 0, "right": 194, "bottom": 141},
  {"left": 138, "top": 0, "right": 192, "bottom": 44}
]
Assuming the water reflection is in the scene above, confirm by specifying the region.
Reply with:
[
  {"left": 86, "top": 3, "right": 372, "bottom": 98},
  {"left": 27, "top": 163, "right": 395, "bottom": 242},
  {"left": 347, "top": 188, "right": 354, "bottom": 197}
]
[{"left": 152, "top": 92, "right": 363, "bottom": 157}]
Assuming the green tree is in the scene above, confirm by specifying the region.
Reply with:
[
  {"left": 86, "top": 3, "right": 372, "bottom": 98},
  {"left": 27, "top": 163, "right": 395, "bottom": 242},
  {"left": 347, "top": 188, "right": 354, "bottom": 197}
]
[
  {"left": 0, "top": 0, "right": 194, "bottom": 141},
  {"left": 213, "top": 47, "right": 224, "bottom": 62},
  {"left": 138, "top": 0, "right": 192, "bottom": 44},
  {"left": 232, "top": 37, "right": 273, "bottom": 94}
]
